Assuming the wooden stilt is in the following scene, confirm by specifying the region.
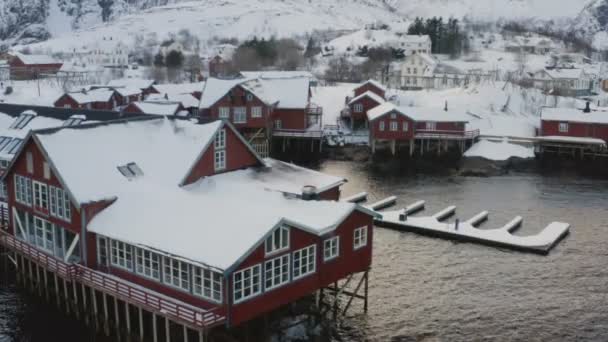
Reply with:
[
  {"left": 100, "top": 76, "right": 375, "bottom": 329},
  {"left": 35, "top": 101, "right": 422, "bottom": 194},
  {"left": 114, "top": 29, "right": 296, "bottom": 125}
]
[
  {"left": 364, "top": 270, "right": 369, "bottom": 313},
  {"left": 35, "top": 263, "right": 42, "bottom": 295},
  {"left": 198, "top": 330, "right": 204, "bottom": 342},
  {"left": 165, "top": 317, "right": 171, "bottom": 342},
  {"left": 183, "top": 324, "right": 188, "bottom": 342},
  {"left": 391, "top": 140, "right": 396, "bottom": 156},
  {"left": 63, "top": 279, "right": 70, "bottom": 314},
  {"left": 138, "top": 307, "right": 144, "bottom": 342},
  {"left": 125, "top": 302, "right": 131, "bottom": 337},
  {"left": 54, "top": 273, "right": 60, "bottom": 307},
  {"left": 114, "top": 296, "right": 120, "bottom": 332},
  {"left": 152, "top": 313, "right": 158, "bottom": 342},
  {"left": 103, "top": 292, "right": 110, "bottom": 336},
  {"left": 91, "top": 288, "right": 99, "bottom": 331},
  {"left": 43, "top": 268, "right": 49, "bottom": 301},
  {"left": 73, "top": 280, "right": 80, "bottom": 318}
]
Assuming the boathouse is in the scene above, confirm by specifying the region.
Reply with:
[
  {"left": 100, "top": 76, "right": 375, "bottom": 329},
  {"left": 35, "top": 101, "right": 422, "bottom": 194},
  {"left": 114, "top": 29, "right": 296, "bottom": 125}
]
[
  {"left": 54, "top": 89, "right": 120, "bottom": 111},
  {"left": 0, "top": 117, "right": 376, "bottom": 339},
  {"left": 8, "top": 53, "right": 63, "bottom": 80},
  {"left": 367, "top": 102, "right": 477, "bottom": 155}
]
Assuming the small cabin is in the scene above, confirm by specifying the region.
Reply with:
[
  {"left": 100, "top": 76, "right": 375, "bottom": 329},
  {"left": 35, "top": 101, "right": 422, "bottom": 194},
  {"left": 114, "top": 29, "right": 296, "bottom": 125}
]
[{"left": 540, "top": 104, "right": 608, "bottom": 142}]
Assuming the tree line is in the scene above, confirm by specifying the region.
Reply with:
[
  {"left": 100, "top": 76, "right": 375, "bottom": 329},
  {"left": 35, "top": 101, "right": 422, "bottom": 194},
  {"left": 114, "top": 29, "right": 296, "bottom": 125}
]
[{"left": 407, "top": 17, "right": 469, "bottom": 57}]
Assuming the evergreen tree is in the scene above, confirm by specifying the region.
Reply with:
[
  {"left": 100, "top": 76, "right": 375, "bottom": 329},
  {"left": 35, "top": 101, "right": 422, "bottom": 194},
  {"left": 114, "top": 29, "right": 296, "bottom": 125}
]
[
  {"left": 165, "top": 50, "right": 184, "bottom": 68},
  {"left": 153, "top": 53, "right": 164, "bottom": 67}
]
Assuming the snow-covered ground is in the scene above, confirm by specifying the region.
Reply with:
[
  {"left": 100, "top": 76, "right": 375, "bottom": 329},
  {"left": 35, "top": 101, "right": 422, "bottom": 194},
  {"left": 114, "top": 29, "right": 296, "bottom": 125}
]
[
  {"left": 0, "top": 80, "right": 65, "bottom": 106},
  {"left": 464, "top": 139, "right": 535, "bottom": 161}
]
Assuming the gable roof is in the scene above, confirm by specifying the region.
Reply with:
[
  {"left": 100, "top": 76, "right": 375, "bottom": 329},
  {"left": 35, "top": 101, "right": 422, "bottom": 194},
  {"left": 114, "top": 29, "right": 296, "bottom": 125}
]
[
  {"left": 367, "top": 102, "right": 469, "bottom": 123},
  {"left": 146, "top": 94, "right": 199, "bottom": 109},
  {"left": 151, "top": 82, "right": 205, "bottom": 96},
  {"left": 357, "top": 79, "right": 386, "bottom": 92},
  {"left": 12, "top": 52, "right": 60, "bottom": 65},
  {"left": 107, "top": 78, "right": 155, "bottom": 90},
  {"left": 367, "top": 102, "right": 408, "bottom": 122},
  {"left": 541, "top": 107, "right": 608, "bottom": 124},
  {"left": 543, "top": 68, "right": 585, "bottom": 80},
  {"left": 128, "top": 101, "right": 182, "bottom": 115},
  {"left": 64, "top": 89, "right": 116, "bottom": 105},
  {"left": 348, "top": 91, "right": 385, "bottom": 106}
]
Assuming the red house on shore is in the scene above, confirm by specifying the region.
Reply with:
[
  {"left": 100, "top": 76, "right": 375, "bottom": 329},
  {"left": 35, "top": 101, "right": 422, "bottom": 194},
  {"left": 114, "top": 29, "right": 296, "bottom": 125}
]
[
  {"left": 123, "top": 101, "right": 185, "bottom": 116},
  {"left": 367, "top": 102, "right": 475, "bottom": 155},
  {"left": 342, "top": 80, "right": 387, "bottom": 130},
  {"left": 0, "top": 117, "right": 375, "bottom": 334},
  {"left": 54, "top": 89, "right": 120, "bottom": 111},
  {"left": 8, "top": 53, "right": 63, "bottom": 80},
  {"left": 353, "top": 79, "right": 386, "bottom": 99}
]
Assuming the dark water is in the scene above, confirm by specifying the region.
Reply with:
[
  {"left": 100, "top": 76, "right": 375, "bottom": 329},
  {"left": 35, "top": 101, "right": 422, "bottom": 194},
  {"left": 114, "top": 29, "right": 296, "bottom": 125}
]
[{"left": 2, "top": 161, "right": 608, "bottom": 341}]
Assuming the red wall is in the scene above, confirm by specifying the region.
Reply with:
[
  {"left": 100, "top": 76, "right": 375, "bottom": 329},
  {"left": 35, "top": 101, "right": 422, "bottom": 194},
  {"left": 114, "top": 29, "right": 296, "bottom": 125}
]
[
  {"left": 370, "top": 113, "right": 415, "bottom": 140},
  {"left": 415, "top": 121, "right": 466, "bottom": 134},
  {"left": 54, "top": 94, "right": 80, "bottom": 109},
  {"left": 541, "top": 120, "right": 608, "bottom": 142},
  {"left": 272, "top": 109, "right": 307, "bottom": 130},
  {"left": 54, "top": 93, "right": 118, "bottom": 111},
  {"left": 227, "top": 210, "right": 373, "bottom": 326},
  {"left": 318, "top": 186, "right": 341, "bottom": 201},
  {"left": 9, "top": 57, "right": 62, "bottom": 79},
  {"left": 354, "top": 83, "right": 385, "bottom": 99},
  {"left": 349, "top": 96, "right": 382, "bottom": 122},
  {"left": 205, "top": 85, "right": 271, "bottom": 130},
  {"left": 182, "top": 126, "right": 260, "bottom": 185}
]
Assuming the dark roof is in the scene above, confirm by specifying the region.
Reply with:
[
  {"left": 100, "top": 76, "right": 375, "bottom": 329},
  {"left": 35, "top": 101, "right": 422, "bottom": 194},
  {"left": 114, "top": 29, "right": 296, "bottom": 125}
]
[{"left": 0, "top": 102, "right": 145, "bottom": 121}]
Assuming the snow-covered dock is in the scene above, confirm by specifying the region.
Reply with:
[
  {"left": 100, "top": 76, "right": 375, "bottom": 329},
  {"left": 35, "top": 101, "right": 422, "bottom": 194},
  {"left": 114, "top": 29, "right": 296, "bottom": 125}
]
[{"left": 375, "top": 204, "right": 569, "bottom": 254}]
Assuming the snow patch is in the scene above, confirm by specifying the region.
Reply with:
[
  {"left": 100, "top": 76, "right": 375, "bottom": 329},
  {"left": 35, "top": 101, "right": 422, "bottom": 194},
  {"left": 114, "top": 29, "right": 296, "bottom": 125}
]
[{"left": 464, "top": 139, "right": 535, "bottom": 161}]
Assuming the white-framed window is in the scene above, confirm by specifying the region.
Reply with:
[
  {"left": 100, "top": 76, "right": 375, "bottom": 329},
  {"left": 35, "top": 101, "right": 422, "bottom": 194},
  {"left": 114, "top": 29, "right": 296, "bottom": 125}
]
[
  {"left": 218, "top": 107, "right": 230, "bottom": 119},
  {"left": 214, "top": 129, "right": 226, "bottom": 149},
  {"left": 233, "top": 107, "right": 246, "bottom": 123},
  {"left": 265, "top": 225, "right": 289, "bottom": 255},
  {"left": 33, "top": 216, "right": 54, "bottom": 253},
  {"left": 246, "top": 93, "right": 254, "bottom": 102},
  {"left": 233, "top": 264, "right": 261, "bottom": 303},
  {"left": 323, "top": 236, "right": 339, "bottom": 261},
  {"left": 193, "top": 267, "right": 223, "bottom": 303},
  {"left": 97, "top": 236, "right": 109, "bottom": 267},
  {"left": 274, "top": 120, "right": 282, "bottom": 129},
  {"left": 0, "top": 181, "right": 7, "bottom": 199},
  {"left": 214, "top": 150, "right": 226, "bottom": 171},
  {"left": 559, "top": 122, "right": 569, "bottom": 133},
  {"left": 425, "top": 122, "right": 436, "bottom": 131},
  {"left": 293, "top": 245, "right": 316, "bottom": 280},
  {"left": 163, "top": 257, "right": 190, "bottom": 291},
  {"left": 49, "top": 186, "right": 71, "bottom": 222},
  {"left": 379, "top": 121, "right": 385, "bottom": 131},
  {"left": 251, "top": 106, "right": 262, "bottom": 118},
  {"left": 26, "top": 152, "right": 33, "bottom": 174},
  {"left": 265, "top": 254, "right": 290, "bottom": 290},
  {"left": 390, "top": 121, "right": 398, "bottom": 131},
  {"left": 353, "top": 103, "right": 364, "bottom": 113},
  {"left": 14, "top": 175, "right": 32, "bottom": 206},
  {"left": 33, "top": 181, "right": 48, "bottom": 211},
  {"left": 354, "top": 226, "right": 368, "bottom": 250},
  {"left": 135, "top": 247, "right": 161, "bottom": 281},
  {"left": 43, "top": 162, "right": 50, "bottom": 179},
  {"left": 390, "top": 113, "right": 396, "bottom": 119},
  {"left": 110, "top": 240, "right": 133, "bottom": 271}
]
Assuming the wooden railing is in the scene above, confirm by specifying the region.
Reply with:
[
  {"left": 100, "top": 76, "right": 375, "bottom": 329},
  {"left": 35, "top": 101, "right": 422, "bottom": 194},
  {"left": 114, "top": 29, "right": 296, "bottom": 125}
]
[
  {"left": 415, "top": 129, "right": 480, "bottom": 140},
  {"left": 273, "top": 129, "right": 323, "bottom": 138},
  {"left": 0, "top": 231, "right": 225, "bottom": 328},
  {"left": 306, "top": 104, "right": 323, "bottom": 116}
]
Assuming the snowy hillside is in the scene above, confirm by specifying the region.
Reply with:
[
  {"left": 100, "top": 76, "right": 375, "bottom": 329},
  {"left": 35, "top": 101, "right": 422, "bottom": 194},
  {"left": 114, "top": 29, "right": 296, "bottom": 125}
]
[{"left": 572, "top": 0, "right": 608, "bottom": 50}]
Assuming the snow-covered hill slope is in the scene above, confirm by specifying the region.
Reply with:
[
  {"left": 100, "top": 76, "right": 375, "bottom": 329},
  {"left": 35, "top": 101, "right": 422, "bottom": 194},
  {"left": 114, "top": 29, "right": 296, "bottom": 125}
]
[{"left": 572, "top": 0, "right": 608, "bottom": 49}]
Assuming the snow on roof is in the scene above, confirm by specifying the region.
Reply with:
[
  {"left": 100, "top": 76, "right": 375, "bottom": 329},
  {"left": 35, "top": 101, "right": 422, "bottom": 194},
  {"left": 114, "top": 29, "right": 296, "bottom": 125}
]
[
  {"left": 113, "top": 87, "right": 142, "bottom": 97},
  {"left": 200, "top": 76, "right": 310, "bottom": 109},
  {"left": 107, "top": 78, "right": 155, "bottom": 90},
  {"left": 13, "top": 52, "right": 60, "bottom": 65},
  {"left": 543, "top": 68, "right": 585, "bottom": 79},
  {"left": 358, "top": 79, "right": 386, "bottom": 92},
  {"left": 66, "top": 89, "right": 115, "bottom": 104},
  {"left": 130, "top": 101, "right": 181, "bottom": 115},
  {"left": 146, "top": 93, "right": 199, "bottom": 109},
  {"left": 152, "top": 82, "right": 205, "bottom": 95},
  {"left": 0, "top": 112, "right": 63, "bottom": 159},
  {"left": 348, "top": 91, "right": 385, "bottom": 106},
  {"left": 367, "top": 102, "right": 469, "bottom": 123},
  {"left": 87, "top": 167, "right": 363, "bottom": 270},
  {"left": 35, "top": 118, "right": 222, "bottom": 204},
  {"left": 240, "top": 71, "right": 315, "bottom": 80},
  {"left": 536, "top": 136, "right": 607, "bottom": 145},
  {"left": 257, "top": 158, "right": 346, "bottom": 194},
  {"left": 541, "top": 107, "right": 608, "bottom": 124}
]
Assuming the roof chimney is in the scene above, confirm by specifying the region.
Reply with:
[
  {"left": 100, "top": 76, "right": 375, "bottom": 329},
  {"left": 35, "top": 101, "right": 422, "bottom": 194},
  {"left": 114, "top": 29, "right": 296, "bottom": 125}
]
[
  {"left": 444, "top": 100, "right": 448, "bottom": 112},
  {"left": 301, "top": 185, "right": 319, "bottom": 201},
  {"left": 583, "top": 101, "right": 591, "bottom": 113}
]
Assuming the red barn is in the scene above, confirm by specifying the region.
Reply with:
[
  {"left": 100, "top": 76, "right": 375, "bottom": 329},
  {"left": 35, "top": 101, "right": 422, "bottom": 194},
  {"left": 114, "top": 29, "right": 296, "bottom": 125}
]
[
  {"left": 1, "top": 117, "right": 375, "bottom": 334},
  {"left": 353, "top": 79, "right": 386, "bottom": 99},
  {"left": 54, "top": 89, "right": 120, "bottom": 111},
  {"left": 8, "top": 53, "right": 63, "bottom": 80}
]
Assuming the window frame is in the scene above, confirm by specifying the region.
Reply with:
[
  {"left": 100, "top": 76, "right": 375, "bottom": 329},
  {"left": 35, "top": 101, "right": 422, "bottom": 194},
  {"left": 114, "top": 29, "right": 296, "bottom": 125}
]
[
  {"left": 264, "top": 254, "right": 290, "bottom": 291},
  {"left": 163, "top": 257, "right": 190, "bottom": 292},
  {"left": 379, "top": 121, "right": 385, "bottom": 131},
  {"left": 135, "top": 247, "right": 161, "bottom": 281},
  {"left": 14, "top": 175, "right": 32, "bottom": 206},
  {"left": 353, "top": 103, "right": 364, "bottom": 113},
  {"left": 265, "top": 225, "right": 290, "bottom": 256},
  {"left": 353, "top": 226, "right": 368, "bottom": 250},
  {"left": 558, "top": 122, "right": 569, "bottom": 133},
  {"left": 403, "top": 121, "right": 409, "bottom": 132},
  {"left": 390, "top": 121, "right": 398, "bottom": 131},
  {"left": 293, "top": 245, "right": 316, "bottom": 280},
  {"left": 218, "top": 107, "right": 230, "bottom": 119},
  {"left": 110, "top": 239, "right": 133, "bottom": 271},
  {"left": 251, "top": 106, "right": 263, "bottom": 118},
  {"left": 214, "top": 150, "right": 226, "bottom": 171},
  {"left": 214, "top": 129, "right": 226, "bottom": 150},
  {"left": 323, "top": 236, "right": 340, "bottom": 261},
  {"left": 233, "top": 264, "right": 261, "bottom": 304},
  {"left": 193, "top": 267, "right": 223, "bottom": 303},
  {"left": 233, "top": 107, "right": 247, "bottom": 123},
  {"left": 32, "top": 181, "right": 49, "bottom": 212}
]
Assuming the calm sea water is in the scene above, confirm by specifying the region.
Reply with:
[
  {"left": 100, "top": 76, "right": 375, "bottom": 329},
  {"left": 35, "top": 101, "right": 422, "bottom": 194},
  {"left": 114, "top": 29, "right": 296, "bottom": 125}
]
[{"left": 2, "top": 160, "right": 608, "bottom": 341}]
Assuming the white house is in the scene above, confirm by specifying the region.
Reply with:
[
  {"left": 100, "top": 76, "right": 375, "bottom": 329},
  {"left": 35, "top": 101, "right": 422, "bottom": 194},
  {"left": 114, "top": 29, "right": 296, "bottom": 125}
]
[
  {"left": 401, "top": 35, "right": 432, "bottom": 56},
  {"left": 69, "top": 37, "right": 129, "bottom": 68},
  {"left": 392, "top": 53, "right": 468, "bottom": 90},
  {"left": 528, "top": 68, "right": 593, "bottom": 97}
]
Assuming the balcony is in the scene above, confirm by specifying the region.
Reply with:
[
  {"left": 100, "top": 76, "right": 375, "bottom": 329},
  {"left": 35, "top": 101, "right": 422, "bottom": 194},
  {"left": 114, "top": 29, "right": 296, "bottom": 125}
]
[{"left": 415, "top": 129, "right": 480, "bottom": 140}]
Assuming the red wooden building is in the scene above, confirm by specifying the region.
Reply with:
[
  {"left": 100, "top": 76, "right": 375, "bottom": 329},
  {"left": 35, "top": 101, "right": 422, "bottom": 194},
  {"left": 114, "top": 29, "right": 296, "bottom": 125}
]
[
  {"left": 107, "top": 78, "right": 156, "bottom": 97},
  {"left": 345, "top": 91, "right": 385, "bottom": 130},
  {"left": 122, "top": 101, "right": 185, "bottom": 116},
  {"left": 150, "top": 82, "right": 205, "bottom": 101},
  {"left": 0, "top": 117, "right": 374, "bottom": 336},
  {"left": 54, "top": 89, "right": 120, "bottom": 111},
  {"left": 354, "top": 80, "right": 386, "bottom": 99},
  {"left": 367, "top": 103, "right": 476, "bottom": 155},
  {"left": 8, "top": 53, "right": 63, "bottom": 80}
]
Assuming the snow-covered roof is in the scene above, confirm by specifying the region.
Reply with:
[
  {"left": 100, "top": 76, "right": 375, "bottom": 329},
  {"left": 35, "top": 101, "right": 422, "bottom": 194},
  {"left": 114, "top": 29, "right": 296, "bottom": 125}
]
[
  {"left": 65, "top": 89, "right": 115, "bottom": 104},
  {"left": 543, "top": 68, "right": 585, "bottom": 80},
  {"left": 536, "top": 135, "right": 607, "bottom": 145},
  {"left": 200, "top": 76, "right": 310, "bottom": 109},
  {"left": 151, "top": 82, "right": 205, "bottom": 96},
  {"left": 358, "top": 79, "right": 386, "bottom": 92},
  {"left": 367, "top": 102, "right": 469, "bottom": 123},
  {"left": 241, "top": 71, "right": 315, "bottom": 80},
  {"left": 129, "top": 101, "right": 181, "bottom": 115},
  {"left": 107, "top": 78, "right": 155, "bottom": 90},
  {"left": 146, "top": 94, "right": 199, "bottom": 109},
  {"left": 0, "top": 111, "right": 64, "bottom": 160},
  {"left": 113, "top": 87, "right": 142, "bottom": 97},
  {"left": 12, "top": 52, "right": 60, "bottom": 65},
  {"left": 348, "top": 91, "right": 385, "bottom": 106},
  {"left": 257, "top": 158, "right": 346, "bottom": 194},
  {"left": 403, "top": 35, "right": 431, "bottom": 44},
  {"left": 541, "top": 107, "right": 608, "bottom": 124}
]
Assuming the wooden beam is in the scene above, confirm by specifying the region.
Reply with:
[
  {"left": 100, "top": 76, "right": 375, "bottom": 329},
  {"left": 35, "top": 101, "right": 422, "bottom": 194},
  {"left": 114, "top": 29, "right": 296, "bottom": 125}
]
[{"left": 64, "top": 234, "right": 80, "bottom": 263}]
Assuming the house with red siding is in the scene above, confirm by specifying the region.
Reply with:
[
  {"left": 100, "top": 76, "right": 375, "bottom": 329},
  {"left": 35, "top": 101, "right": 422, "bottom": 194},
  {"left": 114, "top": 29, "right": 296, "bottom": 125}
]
[
  {"left": 8, "top": 53, "right": 63, "bottom": 80},
  {"left": 150, "top": 82, "right": 205, "bottom": 100},
  {"left": 353, "top": 80, "right": 386, "bottom": 99},
  {"left": 1, "top": 117, "right": 375, "bottom": 331},
  {"left": 367, "top": 102, "right": 474, "bottom": 155},
  {"left": 345, "top": 91, "right": 385, "bottom": 130},
  {"left": 54, "top": 89, "right": 120, "bottom": 111},
  {"left": 107, "top": 78, "right": 156, "bottom": 96},
  {"left": 123, "top": 101, "right": 185, "bottom": 116}
]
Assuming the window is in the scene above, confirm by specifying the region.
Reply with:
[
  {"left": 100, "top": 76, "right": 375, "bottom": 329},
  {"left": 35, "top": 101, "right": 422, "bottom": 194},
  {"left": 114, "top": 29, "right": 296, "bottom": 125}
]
[
  {"left": 390, "top": 113, "right": 396, "bottom": 119},
  {"left": 135, "top": 248, "right": 161, "bottom": 280},
  {"left": 163, "top": 257, "right": 190, "bottom": 291},
  {"left": 110, "top": 240, "right": 133, "bottom": 270},
  {"left": 194, "top": 268, "right": 222, "bottom": 302},
  {"left": 233, "top": 107, "right": 246, "bottom": 123},
  {"left": 26, "top": 152, "right": 33, "bottom": 174},
  {"left": 390, "top": 121, "right": 398, "bottom": 131},
  {"left": 233, "top": 264, "right": 261, "bottom": 303},
  {"left": 7, "top": 138, "right": 25, "bottom": 154},
  {"left": 403, "top": 122, "right": 409, "bottom": 132},
  {"left": 10, "top": 113, "right": 35, "bottom": 130},
  {"left": 265, "top": 225, "right": 289, "bottom": 255},
  {"left": 33, "top": 217, "right": 53, "bottom": 252},
  {"left": 251, "top": 106, "right": 262, "bottom": 118},
  {"left": 117, "top": 162, "right": 143, "bottom": 179},
  {"left": 246, "top": 93, "right": 253, "bottom": 101},
  {"left": 62, "top": 117, "right": 84, "bottom": 127},
  {"left": 33, "top": 181, "right": 48, "bottom": 211},
  {"left": 293, "top": 245, "right": 316, "bottom": 280},
  {"left": 214, "top": 129, "right": 226, "bottom": 149},
  {"left": 274, "top": 120, "right": 282, "bottom": 129},
  {"left": 218, "top": 107, "right": 230, "bottom": 119},
  {"left": 354, "top": 226, "right": 368, "bottom": 250},
  {"left": 49, "top": 186, "right": 71, "bottom": 222},
  {"left": 353, "top": 103, "right": 364, "bottom": 113},
  {"left": 265, "top": 254, "right": 290, "bottom": 290},
  {"left": 425, "top": 122, "right": 436, "bottom": 131},
  {"left": 214, "top": 150, "right": 226, "bottom": 171},
  {"left": 97, "top": 236, "right": 109, "bottom": 267},
  {"left": 0, "top": 181, "right": 6, "bottom": 199},
  {"left": 0, "top": 136, "right": 11, "bottom": 152},
  {"left": 324, "top": 237, "right": 339, "bottom": 261},
  {"left": 15, "top": 175, "right": 32, "bottom": 206},
  {"left": 559, "top": 122, "right": 569, "bottom": 133},
  {"left": 379, "top": 121, "right": 385, "bottom": 131},
  {"left": 43, "top": 162, "right": 50, "bottom": 179}
]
